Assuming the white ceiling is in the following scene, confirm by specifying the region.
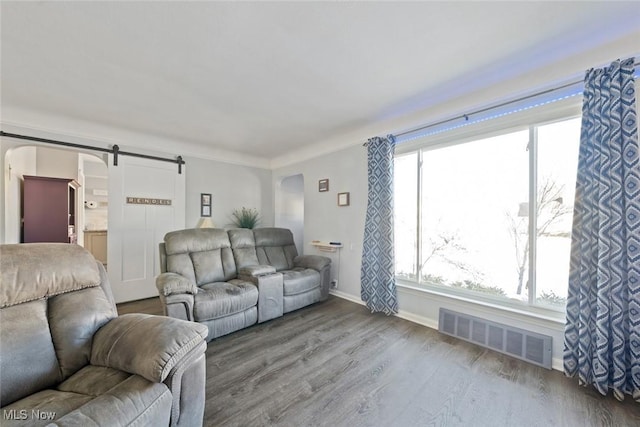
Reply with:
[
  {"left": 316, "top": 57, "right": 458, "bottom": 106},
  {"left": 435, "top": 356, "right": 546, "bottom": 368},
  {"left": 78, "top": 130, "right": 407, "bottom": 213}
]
[{"left": 2, "top": 1, "right": 639, "bottom": 165}]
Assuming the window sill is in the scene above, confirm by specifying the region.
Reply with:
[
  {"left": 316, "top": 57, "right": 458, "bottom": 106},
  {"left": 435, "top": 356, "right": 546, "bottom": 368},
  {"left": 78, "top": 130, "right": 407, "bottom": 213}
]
[{"left": 396, "top": 280, "right": 566, "bottom": 326}]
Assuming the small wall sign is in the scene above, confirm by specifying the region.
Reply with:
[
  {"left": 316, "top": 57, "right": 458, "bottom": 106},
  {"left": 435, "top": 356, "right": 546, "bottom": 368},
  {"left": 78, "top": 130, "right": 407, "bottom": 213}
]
[
  {"left": 126, "top": 197, "right": 172, "bottom": 206},
  {"left": 319, "top": 179, "right": 329, "bottom": 192}
]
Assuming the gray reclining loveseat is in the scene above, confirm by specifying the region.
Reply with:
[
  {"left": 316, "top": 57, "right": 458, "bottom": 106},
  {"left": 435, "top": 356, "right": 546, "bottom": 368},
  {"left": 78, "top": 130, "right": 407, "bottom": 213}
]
[
  {"left": 0, "top": 243, "right": 208, "bottom": 427},
  {"left": 157, "top": 227, "right": 331, "bottom": 341}
]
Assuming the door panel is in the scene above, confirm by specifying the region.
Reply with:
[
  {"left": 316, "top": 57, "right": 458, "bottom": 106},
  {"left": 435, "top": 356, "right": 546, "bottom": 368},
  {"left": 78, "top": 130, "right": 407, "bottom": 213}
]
[{"left": 108, "top": 155, "right": 185, "bottom": 303}]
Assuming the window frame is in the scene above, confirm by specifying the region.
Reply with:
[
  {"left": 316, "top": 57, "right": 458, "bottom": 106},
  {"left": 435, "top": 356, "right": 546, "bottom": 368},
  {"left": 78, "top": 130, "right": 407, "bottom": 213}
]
[{"left": 394, "top": 101, "right": 582, "bottom": 315}]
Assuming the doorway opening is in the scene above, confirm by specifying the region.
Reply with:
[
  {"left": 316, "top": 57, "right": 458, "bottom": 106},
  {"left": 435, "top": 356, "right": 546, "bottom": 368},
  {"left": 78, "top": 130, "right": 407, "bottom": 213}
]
[
  {"left": 4, "top": 145, "right": 108, "bottom": 265},
  {"left": 275, "top": 174, "right": 304, "bottom": 253}
]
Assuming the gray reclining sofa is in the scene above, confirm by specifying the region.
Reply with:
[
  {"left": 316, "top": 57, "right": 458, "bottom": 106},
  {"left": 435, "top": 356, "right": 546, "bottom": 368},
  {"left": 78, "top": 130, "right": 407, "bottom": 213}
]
[
  {"left": 157, "top": 227, "right": 331, "bottom": 341},
  {"left": 0, "top": 243, "right": 208, "bottom": 427}
]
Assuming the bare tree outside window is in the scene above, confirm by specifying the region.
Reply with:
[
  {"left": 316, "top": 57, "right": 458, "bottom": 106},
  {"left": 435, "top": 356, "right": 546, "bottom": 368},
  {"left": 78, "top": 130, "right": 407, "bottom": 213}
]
[
  {"left": 506, "top": 176, "right": 572, "bottom": 296},
  {"left": 393, "top": 117, "right": 579, "bottom": 309}
]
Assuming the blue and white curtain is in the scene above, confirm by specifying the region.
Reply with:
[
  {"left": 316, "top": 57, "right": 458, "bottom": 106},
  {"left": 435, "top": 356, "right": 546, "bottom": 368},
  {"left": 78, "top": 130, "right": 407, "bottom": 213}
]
[
  {"left": 564, "top": 58, "right": 640, "bottom": 401},
  {"left": 361, "top": 135, "right": 398, "bottom": 315}
]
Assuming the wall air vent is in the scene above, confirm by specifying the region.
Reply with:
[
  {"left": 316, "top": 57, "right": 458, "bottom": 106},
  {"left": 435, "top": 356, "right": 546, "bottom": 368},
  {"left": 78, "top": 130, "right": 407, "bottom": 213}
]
[{"left": 438, "top": 308, "right": 552, "bottom": 369}]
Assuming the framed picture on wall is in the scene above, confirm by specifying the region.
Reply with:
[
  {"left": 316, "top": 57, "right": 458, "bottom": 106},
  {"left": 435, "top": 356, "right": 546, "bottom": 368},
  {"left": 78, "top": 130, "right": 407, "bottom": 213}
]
[
  {"left": 200, "top": 193, "right": 212, "bottom": 217},
  {"left": 319, "top": 179, "right": 329, "bottom": 192},
  {"left": 338, "top": 192, "right": 350, "bottom": 206}
]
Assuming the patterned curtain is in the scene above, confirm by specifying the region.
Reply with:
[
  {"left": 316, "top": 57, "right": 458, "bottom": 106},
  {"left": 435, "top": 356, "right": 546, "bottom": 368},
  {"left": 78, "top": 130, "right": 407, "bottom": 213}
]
[
  {"left": 361, "top": 135, "right": 398, "bottom": 315},
  {"left": 564, "top": 58, "right": 640, "bottom": 402}
]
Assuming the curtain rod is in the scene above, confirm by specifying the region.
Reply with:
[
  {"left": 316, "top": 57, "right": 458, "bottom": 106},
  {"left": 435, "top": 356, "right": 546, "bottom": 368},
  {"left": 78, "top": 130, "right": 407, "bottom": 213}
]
[
  {"left": 0, "top": 131, "right": 185, "bottom": 174},
  {"left": 373, "top": 59, "right": 640, "bottom": 143}
]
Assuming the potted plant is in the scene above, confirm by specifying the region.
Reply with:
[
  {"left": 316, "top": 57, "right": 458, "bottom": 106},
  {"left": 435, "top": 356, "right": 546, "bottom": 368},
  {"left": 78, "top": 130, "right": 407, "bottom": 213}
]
[{"left": 230, "top": 207, "right": 260, "bottom": 229}]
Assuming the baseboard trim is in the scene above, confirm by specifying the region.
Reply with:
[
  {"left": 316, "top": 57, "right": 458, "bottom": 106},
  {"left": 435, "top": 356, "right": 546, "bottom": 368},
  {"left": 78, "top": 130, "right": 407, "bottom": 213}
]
[
  {"left": 395, "top": 309, "right": 439, "bottom": 330},
  {"left": 329, "top": 289, "right": 365, "bottom": 305},
  {"left": 330, "top": 290, "right": 438, "bottom": 329}
]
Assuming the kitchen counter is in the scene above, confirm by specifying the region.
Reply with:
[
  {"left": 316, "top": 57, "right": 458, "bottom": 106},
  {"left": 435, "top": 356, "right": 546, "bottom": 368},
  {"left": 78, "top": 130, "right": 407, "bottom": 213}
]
[{"left": 84, "top": 230, "right": 107, "bottom": 265}]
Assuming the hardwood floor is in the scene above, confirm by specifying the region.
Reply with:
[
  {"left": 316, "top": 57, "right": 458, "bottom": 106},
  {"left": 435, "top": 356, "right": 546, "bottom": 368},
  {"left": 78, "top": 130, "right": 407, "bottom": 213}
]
[
  {"left": 117, "top": 296, "right": 640, "bottom": 427},
  {"left": 116, "top": 296, "right": 163, "bottom": 316}
]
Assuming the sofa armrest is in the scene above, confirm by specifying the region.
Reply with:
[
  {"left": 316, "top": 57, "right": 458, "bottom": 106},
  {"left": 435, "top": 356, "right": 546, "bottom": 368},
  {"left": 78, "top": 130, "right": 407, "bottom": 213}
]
[
  {"left": 91, "top": 314, "right": 208, "bottom": 383},
  {"left": 160, "top": 293, "right": 195, "bottom": 321},
  {"left": 294, "top": 254, "right": 331, "bottom": 271},
  {"left": 238, "top": 264, "right": 276, "bottom": 277},
  {"left": 295, "top": 255, "right": 331, "bottom": 301},
  {"left": 157, "top": 272, "right": 198, "bottom": 296}
]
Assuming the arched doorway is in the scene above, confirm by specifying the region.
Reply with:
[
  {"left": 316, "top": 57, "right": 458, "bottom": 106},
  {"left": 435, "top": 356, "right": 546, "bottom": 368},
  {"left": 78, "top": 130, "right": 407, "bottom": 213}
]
[
  {"left": 4, "top": 145, "right": 108, "bottom": 250},
  {"left": 275, "top": 173, "right": 304, "bottom": 253}
]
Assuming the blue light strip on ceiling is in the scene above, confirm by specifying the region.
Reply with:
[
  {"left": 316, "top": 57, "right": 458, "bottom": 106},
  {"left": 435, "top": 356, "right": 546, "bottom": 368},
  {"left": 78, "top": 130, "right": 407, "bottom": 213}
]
[
  {"left": 397, "top": 91, "right": 582, "bottom": 144},
  {"left": 394, "top": 65, "right": 640, "bottom": 145}
]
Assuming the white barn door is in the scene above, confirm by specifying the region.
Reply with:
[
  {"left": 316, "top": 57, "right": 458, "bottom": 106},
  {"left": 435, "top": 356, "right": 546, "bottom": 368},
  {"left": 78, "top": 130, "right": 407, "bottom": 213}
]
[{"left": 108, "top": 155, "right": 185, "bottom": 303}]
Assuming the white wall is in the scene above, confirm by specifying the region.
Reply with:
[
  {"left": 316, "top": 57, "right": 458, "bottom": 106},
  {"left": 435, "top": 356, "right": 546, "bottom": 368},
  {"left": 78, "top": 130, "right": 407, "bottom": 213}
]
[
  {"left": 275, "top": 174, "right": 304, "bottom": 252},
  {"left": 183, "top": 156, "right": 273, "bottom": 229},
  {"left": 36, "top": 146, "right": 78, "bottom": 179},
  {"left": 3, "top": 146, "right": 37, "bottom": 243},
  {"left": 274, "top": 144, "right": 368, "bottom": 295}
]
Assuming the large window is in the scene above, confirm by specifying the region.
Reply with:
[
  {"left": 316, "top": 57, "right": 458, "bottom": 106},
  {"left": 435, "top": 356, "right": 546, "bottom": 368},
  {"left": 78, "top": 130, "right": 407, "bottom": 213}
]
[{"left": 394, "top": 117, "right": 580, "bottom": 311}]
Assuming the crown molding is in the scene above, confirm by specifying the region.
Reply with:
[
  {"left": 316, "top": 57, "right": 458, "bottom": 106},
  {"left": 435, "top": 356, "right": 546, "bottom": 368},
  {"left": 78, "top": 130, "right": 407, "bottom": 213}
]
[
  {"left": 269, "top": 131, "right": 366, "bottom": 170},
  {"left": 1, "top": 107, "right": 271, "bottom": 169}
]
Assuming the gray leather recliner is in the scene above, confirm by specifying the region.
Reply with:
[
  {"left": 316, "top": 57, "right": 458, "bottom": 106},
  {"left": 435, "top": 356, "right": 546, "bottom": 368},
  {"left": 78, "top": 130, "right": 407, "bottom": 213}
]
[
  {"left": 251, "top": 228, "right": 331, "bottom": 313},
  {"left": 158, "top": 228, "right": 260, "bottom": 342},
  {"left": 157, "top": 227, "right": 331, "bottom": 342},
  {"left": 0, "top": 243, "right": 208, "bottom": 427}
]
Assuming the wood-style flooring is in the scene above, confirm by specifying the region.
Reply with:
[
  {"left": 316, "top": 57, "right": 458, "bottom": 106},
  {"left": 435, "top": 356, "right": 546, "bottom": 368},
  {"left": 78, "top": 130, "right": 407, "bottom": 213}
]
[{"left": 117, "top": 296, "right": 640, "bottom": 427}]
